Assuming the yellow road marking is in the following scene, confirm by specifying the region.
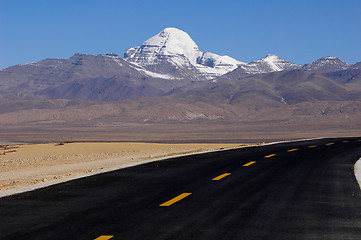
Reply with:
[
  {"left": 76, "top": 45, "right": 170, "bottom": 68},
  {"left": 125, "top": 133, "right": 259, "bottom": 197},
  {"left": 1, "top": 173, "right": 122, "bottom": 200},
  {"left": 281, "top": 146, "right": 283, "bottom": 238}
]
[
  {"left": 342, "top": 141, "right": 350, "bottom": 143},
  {"left": 243, "top": 161, "right": 256, "bottom": 166},
  {"left": 212, "top": 173, "right": 231, "bottom": 180},
  {"left": 308, "top": 145, "right": 317, "bottom": 148},
  {"left": 287, "top": 148, "right": 299, "bottom": 152},
  {"left": 160, "top": 193, "right": 192, "bottom": 207},
  {"left": 326, "top": 143, "right": 334, "bottom": 146},
  {"left": 94, "top": 236, "right": 114, "bottom": 240},
  {"left": 265, "top": 154, "right": 277, "bottom": 158}
]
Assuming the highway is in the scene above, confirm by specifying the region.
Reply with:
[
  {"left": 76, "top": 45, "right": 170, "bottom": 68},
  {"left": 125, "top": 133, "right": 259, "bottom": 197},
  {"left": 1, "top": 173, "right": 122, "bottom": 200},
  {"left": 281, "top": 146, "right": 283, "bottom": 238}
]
[{"left": 1, "top": 138, "right": 361, "bottom": 240}]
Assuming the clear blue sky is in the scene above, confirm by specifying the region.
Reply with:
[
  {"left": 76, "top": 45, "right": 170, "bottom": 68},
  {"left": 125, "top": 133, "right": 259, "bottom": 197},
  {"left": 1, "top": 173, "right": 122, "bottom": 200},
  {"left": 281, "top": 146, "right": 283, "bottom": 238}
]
[{"left": 1, "top": 0, "right": 360, "bottom": 68}]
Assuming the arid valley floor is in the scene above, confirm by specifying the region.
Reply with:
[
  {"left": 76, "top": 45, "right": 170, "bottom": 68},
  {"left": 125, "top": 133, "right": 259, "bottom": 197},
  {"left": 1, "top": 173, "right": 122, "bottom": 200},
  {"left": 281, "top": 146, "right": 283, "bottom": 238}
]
[{"left": 1, "top": 120, "right": 360, "bottom": 191}]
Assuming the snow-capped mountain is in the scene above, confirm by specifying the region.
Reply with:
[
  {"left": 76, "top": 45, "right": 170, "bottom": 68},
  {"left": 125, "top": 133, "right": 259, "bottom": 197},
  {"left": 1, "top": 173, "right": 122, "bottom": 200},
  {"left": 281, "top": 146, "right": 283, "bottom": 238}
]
[
  {"left": 1, "top": 26, "right": 359, "bottom": 104},
  {"left": 238, "top": 54, "right": 301, "bottom": 75},
  {"left": 124, "top": 27, "right": 244, "bottom": 80},
  {"left": 124, "top": 27, "right": 202, "bottom": 66},
  {"left": 301, "top": 57, "right": 350, "bottom": 73},
  {"left": 219, "top": 54, "right": 302, "bottom": 80},
  {"left": 124, "top": 28, "right": 305, "bottom": 80}
]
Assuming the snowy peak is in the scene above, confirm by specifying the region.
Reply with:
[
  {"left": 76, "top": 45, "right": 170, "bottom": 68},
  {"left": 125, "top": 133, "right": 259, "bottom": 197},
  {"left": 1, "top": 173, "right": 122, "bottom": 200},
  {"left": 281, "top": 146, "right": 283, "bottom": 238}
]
[
  {"left": 144, "top": 27, "right": 201, "bottom": 64},
  {"left": 262, "top": 54, "right": 286, "bottom": 68},
  {"left": 124, "top": 27, "right": 242, "bottom": 79},
  {"left": 125, "top": 27, "right": 202, "bottom": 65},
  {"left": 301, "top": 56, "right": 350, "bottom": 72},
  {"left": 256, "top": 54, "right": 301, "bottom": 71},
  {"left": 237, "top": 54, "right": 301, "bottom": 75}
]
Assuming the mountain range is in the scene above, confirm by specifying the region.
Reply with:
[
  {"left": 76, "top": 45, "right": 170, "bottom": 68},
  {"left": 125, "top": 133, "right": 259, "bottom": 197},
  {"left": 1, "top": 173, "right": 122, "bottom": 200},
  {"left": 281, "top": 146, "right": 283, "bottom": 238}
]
[{"left": 0, "top": 27, "right": 360, "bottom": 139}]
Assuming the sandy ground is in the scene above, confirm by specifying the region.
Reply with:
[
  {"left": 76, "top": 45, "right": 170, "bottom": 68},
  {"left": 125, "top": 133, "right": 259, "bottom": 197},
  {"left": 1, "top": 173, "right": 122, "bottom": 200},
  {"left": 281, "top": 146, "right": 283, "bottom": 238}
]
[{"left": 0, "top": 142, "right": 246, "bottom": 191}]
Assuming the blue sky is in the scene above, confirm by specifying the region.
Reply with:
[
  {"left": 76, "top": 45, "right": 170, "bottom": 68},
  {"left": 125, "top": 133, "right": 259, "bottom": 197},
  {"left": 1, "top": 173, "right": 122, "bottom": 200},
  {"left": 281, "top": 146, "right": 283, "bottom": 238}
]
[{"left": 1, "top": 0, "right": 360, "bottom": 68}]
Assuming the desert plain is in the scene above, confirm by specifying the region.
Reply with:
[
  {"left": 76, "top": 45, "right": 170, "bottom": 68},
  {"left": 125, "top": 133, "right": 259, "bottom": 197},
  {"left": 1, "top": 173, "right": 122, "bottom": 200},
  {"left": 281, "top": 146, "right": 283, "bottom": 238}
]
[
  {"left": 0, "top": 141, "right": 245, "bottom": 191},
  {"left": 1, "top": 120, "right": 360, "bottom": 192}
]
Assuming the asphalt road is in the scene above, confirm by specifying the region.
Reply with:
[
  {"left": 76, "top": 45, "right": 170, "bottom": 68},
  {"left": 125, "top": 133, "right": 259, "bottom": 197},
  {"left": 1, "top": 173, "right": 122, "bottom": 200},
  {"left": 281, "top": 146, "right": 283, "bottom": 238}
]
[{"left": 1, "top": 138, "right": 361, "bottom": 240}]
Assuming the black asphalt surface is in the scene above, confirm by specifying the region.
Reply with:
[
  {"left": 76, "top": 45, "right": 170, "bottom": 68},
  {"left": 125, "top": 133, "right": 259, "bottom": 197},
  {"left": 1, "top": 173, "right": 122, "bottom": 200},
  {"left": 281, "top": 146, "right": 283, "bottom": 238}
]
[{"left": 1, "top": 138, "right": 361, "bottom": 240}]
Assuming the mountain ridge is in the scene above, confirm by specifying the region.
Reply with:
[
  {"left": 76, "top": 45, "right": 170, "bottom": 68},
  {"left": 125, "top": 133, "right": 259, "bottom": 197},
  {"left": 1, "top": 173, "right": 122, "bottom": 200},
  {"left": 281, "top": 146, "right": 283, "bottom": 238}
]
[
  {"left": 0, "top": 27, "right": 360, "bottom": 113},
  {"left": 2, "top": 27, "right": 357, "bottom": 88},
  {"left": 1, "top": 27, "right": 360, "bottom": 143}
]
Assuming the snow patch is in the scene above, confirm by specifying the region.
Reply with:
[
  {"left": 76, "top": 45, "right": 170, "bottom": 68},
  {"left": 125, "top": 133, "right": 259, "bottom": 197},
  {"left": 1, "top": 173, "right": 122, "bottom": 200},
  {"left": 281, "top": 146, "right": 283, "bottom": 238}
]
[
  {"left": 17, "top": 62, "right": 36, "bottom": 67},
  {"left": 196, "top": 63, "right": 237, "bottom": 76},
  {"left": 197, "top": 52, "right": 244, "bottom": 67},
  {"left": 301, "top": 56, "right": 350, "bottom": 72},
  {"left": 128, "top": 62, "right": 176, "bottom": 80},
  {"left": 238, "top": 54, "right": 301, "bottom": 74},
  {"left": 262, "top": 54, "right": 284, "bottom": 71},
  {"left": 138, "top": 68, "right": 175, "bottom": 80},
  {"left": 324, "top": 56, "right": 337, "bottom": 60},
  {"left": 105, "top": 54, "right": 123, "bottom": 66}
]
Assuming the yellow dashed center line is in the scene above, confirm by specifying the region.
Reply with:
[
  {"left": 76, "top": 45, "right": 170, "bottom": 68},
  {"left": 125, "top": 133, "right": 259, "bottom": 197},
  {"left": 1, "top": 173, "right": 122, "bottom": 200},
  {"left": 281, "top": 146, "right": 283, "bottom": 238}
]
[
  {"left": 160, "top": 193, "right": 192, "bottom": 207},
  {"left": 96, "top": 138, "right": 361, "bottom": 236},
  {"left": 243, "top": 161, "right": 256, "bottom": 166},
  {"left": 94, "top": 236, "right": 114, "bottom": 240},
  {"left": 287, "top": 148, "right": 299, "bottom": 152},
  {"left": 212, "top": 173, "right": 231, "bottom": 180}
]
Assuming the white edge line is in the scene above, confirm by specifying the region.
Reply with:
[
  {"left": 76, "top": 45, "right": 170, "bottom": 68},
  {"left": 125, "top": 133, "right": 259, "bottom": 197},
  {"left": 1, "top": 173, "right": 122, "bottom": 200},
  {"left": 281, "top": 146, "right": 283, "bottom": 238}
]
[
  {"left": 0, "top": 137, "right": 344, "bottom": 198},
  {"left": 354, "top": 157, "right": 361, "bottom": 190}
]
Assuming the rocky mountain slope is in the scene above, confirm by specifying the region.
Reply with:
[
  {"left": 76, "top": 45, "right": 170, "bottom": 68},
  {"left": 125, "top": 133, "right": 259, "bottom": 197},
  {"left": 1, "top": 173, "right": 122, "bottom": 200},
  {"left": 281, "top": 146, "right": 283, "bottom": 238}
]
[
  {"left": 1, "top": 27, "right": 359, "bottom": 103},
  {"left": 0, "top": 27, "right": 360, "bottom": 133},
  {"left": 1, "top": 68, "right": 360, "bottom": 126},
  {"left": 0, "top": 53, "right": 206, "bottom": 101},
  {"left": 235, "top": 54, "right": 301, "bottom": 76},
  {"left": 301, "top": 57, "right": 350, "bottom": 72}
]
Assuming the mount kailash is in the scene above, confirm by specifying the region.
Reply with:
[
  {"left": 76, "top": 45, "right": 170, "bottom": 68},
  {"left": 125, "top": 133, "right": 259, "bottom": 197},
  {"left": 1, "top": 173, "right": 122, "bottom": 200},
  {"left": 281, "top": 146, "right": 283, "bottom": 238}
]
[{"left": 0, "top": 27, "right": 359, "bottom": 102}]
